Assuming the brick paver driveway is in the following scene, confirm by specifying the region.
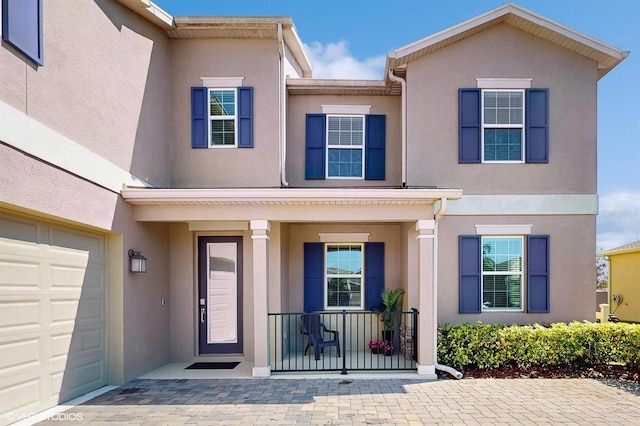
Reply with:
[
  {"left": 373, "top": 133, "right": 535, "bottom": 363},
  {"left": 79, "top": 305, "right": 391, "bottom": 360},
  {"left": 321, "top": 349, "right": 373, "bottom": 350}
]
[{"left": 38, "top": 377, "right": 640, "bottom": 425}]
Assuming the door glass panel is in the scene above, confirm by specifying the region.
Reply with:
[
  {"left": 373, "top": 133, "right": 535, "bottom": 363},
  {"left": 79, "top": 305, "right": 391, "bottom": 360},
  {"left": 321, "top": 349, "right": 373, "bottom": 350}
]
[{"left": 207, "top": 242, "right": 237, "bottom": 343}]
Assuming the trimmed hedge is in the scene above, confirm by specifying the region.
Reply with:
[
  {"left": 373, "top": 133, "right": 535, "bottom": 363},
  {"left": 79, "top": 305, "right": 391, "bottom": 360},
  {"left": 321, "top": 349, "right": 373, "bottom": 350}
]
[{"left": 437, "top": 321, "right": 640, "bottom": 371}]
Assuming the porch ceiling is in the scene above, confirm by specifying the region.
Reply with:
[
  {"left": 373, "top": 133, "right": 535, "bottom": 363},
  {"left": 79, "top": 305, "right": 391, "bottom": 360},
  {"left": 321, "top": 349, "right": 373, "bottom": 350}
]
[
  {"left": 120, "top": 187, "right": 463, "bottom": 222},
  {"left": 121, "top": 187, "right": 461, "bottom": 206}
]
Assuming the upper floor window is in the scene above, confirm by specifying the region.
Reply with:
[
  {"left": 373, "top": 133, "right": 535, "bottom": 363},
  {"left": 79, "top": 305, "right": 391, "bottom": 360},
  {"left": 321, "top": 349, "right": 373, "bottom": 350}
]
[
  {"left": 209, "top": 89, "right": 237, "bottom": 147},
  {"left": 459, "top": 87, "right": 548, "bottom": 164},
  {"left": 191, "top": 85, "right": 253, "bottom": 149},
  {"left": 1, "top": 0, "right": 44, "bottom": 66},
  {"left": 482, "top": 90, "right": 524, "bottom": 162},
  {"left": 327, "top": 115, "right": 365, "bottom": 178},
  {"left": 305, "top": 113, "right": 386, "bottom": 180}
]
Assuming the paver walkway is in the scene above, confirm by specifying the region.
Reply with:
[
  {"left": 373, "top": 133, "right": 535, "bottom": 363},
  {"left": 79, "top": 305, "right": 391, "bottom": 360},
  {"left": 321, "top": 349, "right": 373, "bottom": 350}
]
[{"left": 37, "top": 377, "right": 640, "bottom": 425}]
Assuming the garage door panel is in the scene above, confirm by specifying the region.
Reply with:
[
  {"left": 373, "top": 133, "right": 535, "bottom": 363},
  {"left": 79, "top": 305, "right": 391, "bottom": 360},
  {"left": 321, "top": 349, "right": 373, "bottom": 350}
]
[
  {"left": 0, "top": 300, "right": 41, "bottom": 332},
  {"left": 0, "top": 337, "right": 40, "bottom": 373},
  {"left": 0, "top": 217, "right": 38, "bottom": 243},
  {"left": 49, "top": 228, "right": 105, "bottom": 264},
  {"left": 0, "top": 258, "right": 40, "bottom": 288},
  {"left": 0, "top": 374, "right": 41, "bottom": 415}
]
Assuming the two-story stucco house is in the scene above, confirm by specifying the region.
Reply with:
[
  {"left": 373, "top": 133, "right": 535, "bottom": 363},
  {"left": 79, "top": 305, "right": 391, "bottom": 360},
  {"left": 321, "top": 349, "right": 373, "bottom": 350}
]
[{"left": 0, "top": 0, "right": 628, "bottom": 421}]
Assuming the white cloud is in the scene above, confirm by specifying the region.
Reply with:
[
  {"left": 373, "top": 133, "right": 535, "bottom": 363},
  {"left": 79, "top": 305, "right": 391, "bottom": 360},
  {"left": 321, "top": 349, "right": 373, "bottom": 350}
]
[
  {"left": 303, "top": 41, "right": 386, "bottom": 80},
  {"left": 597, "top": 190, "right": 640, "bottom": 251}
]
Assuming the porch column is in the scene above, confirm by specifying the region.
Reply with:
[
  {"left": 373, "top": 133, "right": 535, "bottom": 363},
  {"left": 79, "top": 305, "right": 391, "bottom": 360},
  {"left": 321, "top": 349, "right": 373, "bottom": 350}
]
[
  {"left": 415, "top": 219, "right": 437, "bottom": 378},
  {"left": 250, "top": 220, "right": 271, "bottom": 377}
]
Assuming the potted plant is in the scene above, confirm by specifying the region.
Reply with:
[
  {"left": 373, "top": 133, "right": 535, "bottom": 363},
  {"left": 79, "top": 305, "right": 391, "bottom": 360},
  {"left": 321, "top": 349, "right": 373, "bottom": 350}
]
[
  {"left": 380, "top": 288, "right": 405, "bottom": 342},
  {"left": 368, "top": 339, "right": 384, "bottom": 354},
  {"left": 383, "top": 341, "right": 395, "bottom": 356}
]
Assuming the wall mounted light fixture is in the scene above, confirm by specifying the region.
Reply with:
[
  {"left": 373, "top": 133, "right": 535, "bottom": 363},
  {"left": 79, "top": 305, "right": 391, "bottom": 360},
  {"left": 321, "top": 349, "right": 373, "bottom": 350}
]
[{"left": 128, "top": 249, "right": 147, "bottom": 273}]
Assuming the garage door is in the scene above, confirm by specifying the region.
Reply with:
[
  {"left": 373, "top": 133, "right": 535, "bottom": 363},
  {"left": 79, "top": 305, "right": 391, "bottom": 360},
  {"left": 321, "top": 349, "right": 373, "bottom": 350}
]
[{"left": 0, "top": 212, "right": 106, "bottom": 424}]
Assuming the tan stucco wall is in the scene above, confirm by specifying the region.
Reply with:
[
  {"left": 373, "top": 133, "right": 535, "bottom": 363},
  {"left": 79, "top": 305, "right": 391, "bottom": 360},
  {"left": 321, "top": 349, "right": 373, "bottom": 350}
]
[
  {"left": 287, "top": 223, "right": 404, "bottom": 313},
  {"left": 608, "top": 252, "right": 640, "bottom": 322},
  {"left": 437, "top": 214, "right": 596, "bottom": 324},
  {"left": 286, "top": 95, "right": 402, "bottom": 187},
  {"left": 170, "top": 39, "right": 282, "bottom": 188},
  {"left": 405, "top": 24, "right": 598, "bottom": 194},
  {"left": 0, "top": 0, "right": 172, "bottom": 187}
]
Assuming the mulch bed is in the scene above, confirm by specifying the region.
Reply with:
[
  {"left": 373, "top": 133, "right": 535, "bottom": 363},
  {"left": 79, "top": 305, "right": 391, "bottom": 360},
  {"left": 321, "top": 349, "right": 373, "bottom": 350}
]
[{"left": 438, "top": 364, "right": 640, "bottom": 382}]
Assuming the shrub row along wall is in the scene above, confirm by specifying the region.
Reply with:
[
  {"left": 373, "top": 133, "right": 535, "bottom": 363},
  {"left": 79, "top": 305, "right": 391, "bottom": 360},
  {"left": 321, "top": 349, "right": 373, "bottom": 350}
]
[{"left": 437, "top": 322, "right": 640, "bottom": 370}]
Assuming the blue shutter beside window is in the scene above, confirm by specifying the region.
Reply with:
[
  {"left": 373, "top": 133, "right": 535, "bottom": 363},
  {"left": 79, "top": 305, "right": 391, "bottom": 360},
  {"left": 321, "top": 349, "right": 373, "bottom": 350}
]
[
  {"left": 191, "top": 87, "right": 208, "bottom": 149},
  {"left": 305, "top": 114, "right": 326, "bottom": 179},
  {"left": 459, "top": 235, "right": 482, "bottom": 313},
  {"left": 525, "top": 89, "right": 549, "bottom": 163},
  {"left": 2, "top": 0, "right": 43, "bottom": 65},
  {"left": 364, "top": 115, "right": 386, "bottom": 180},
  {"left": 237, "top": 87, "right": 253, "bottom": 148},
  {"left": 364, "top": 242, "right": 384, "bottom": 310},
  {"left": 527, "top": 235, "right": 550, "bottom": 313},
  {"left": 459, "top": 89, "right": 481, "bottom": 163},
  {"left": 303, "top": 243, "right": 325, "bottom": 312}
]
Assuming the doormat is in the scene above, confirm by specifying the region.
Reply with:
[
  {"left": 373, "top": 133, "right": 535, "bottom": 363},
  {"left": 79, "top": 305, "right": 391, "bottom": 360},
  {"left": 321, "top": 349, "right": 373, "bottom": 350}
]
[{"left": 185, "top": 362, "right": 240, "bottom": 370}]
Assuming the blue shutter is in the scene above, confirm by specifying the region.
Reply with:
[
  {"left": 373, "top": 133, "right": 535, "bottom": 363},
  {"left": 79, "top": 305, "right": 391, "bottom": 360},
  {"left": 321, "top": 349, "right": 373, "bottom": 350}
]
[
  {"left": 365, "top": 115, "right": 386, "bottom": 180},
  {"left": 304, "top": 243, "right": 324, "bottom": 312},
  {"left": 364, "top": 242, "right": 384, "bottom": 310},
  {"left": 2, "top": 0, "right": 43, "bottom": 66},
  {"left": 459, "top": 235, "right": 482, "bottom": 313},
  {"left": 237, "top": 87, "right": 253, "bottom": 148},
  {"left": 527, "top": 235, "right": 550, "bottom": 313},
  {"left": 191, "top": 87, "right": 208, "bottom": 149},
  {"left": 305, "top": 114, "right": 326, "bottom": 179},
  {"left": 459, "top": 89, "right": 481, "bottom": 163},
  {"left": 525, "top": 89, "right": 549, "bottom": 163}
]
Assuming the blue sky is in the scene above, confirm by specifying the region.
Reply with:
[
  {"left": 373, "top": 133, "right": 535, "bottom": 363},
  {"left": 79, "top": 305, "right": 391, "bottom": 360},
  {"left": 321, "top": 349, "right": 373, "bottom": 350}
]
[{"left": 154, "top": 0, "right": 640, "bottom": 251}]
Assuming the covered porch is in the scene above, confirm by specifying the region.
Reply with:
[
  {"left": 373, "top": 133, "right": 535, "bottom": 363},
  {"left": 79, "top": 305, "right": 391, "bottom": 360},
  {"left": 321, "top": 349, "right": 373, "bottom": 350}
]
[{"left": 121, "top": 187, "right": 462, "bottom": 378}]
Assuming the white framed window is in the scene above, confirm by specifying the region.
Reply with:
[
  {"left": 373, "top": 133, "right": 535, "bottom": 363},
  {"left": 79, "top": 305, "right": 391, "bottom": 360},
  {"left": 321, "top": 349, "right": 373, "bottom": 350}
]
[
  {"left": 481, "top": 90, "right": 525, "bottom": 162},
  {"left": 326, "top": 115, "right": 365, "bottom": 178},
  {"left": 481, "top": 236, "right": 524, "bottom": 311},
  {"left": 209, "top": 88, "right": 237, "bottom": 147},
  {"left": 325, "top": 243, "right": 363, "bottom": 309}
]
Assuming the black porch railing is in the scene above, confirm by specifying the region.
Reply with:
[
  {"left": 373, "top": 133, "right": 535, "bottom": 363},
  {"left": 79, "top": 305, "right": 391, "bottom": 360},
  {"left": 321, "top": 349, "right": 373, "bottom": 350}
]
[{"left": 268, "top": 309, "right": 418, "bottom": 373}]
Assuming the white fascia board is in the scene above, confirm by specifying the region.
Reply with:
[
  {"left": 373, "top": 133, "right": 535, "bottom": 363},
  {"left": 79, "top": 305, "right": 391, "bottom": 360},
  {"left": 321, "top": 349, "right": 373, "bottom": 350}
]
[
  {"left": 0, "top": 100, "right": 151, "bottom": 193},
  {"left": 446, "top": 194, "right": 598, "bottom": 216},
  {"left": 389, "top": 3, "right": 625, "bottom": 64}
]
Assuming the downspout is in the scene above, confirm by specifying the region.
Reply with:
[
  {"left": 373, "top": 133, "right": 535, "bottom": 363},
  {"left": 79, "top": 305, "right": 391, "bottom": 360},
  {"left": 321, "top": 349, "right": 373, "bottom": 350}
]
[
  {"left": 387, "top": 70, "right": 407, "bottom": 187},
  {"left": 278, "top": 23, "right": 289, "bottom": 187},
  {"left": 433, "top": 197, "right": 464, "bottom": 379}
]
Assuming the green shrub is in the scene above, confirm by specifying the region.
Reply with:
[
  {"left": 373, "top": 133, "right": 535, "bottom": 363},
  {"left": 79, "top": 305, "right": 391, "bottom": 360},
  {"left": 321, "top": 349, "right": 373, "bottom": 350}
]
[{"left": 437, "top": 321, "right": 640, "bottom": 371}]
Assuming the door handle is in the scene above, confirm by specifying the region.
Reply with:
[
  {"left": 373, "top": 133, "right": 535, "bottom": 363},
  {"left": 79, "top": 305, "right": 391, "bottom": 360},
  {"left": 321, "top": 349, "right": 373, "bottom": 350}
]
[{"left": 200, "top": 307, "right": 205, "bottom": 324}]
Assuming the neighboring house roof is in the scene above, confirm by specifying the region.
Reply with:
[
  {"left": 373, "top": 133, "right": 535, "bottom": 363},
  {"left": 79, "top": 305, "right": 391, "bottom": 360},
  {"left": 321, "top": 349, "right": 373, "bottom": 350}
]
[
  {"left": 115, "top": 0, "right": 312, "bottom": 77},
  {"left": 598, "top": 240, "right": 640, "bottom": 257},
  {"left": 385, "top": 2, "right": 629, "bottom": 80}
]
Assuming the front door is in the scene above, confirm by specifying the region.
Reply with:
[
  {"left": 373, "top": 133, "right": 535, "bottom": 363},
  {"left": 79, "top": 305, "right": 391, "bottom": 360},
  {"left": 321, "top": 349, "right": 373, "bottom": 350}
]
[{"left": 198, "top": 236, "right": 243, "bottom": 354}]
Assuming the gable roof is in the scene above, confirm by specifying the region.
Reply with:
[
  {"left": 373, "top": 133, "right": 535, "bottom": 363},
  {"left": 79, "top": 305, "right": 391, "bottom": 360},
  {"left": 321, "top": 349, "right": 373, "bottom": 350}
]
[
  {"left": 386, "top": 2, "right": 629, "bottom": 80},
  {"left": 598, "top": 240, "right": 640, "bottom": 257}
]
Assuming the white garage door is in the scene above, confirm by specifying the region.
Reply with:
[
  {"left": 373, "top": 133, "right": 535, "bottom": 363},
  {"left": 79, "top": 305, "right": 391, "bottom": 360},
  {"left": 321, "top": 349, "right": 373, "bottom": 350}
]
[{"left": 0, "top": 212, "right": 106, "bottom": 424}]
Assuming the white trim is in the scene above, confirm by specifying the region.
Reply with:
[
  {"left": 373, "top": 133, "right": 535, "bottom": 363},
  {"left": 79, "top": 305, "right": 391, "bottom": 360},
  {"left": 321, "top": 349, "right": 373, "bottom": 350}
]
[
  {"left": 319, "top": 233, "right": 369, "bottom": 243},
  {"left": 188, "top": 221, "right": 249, "bottom": 231},
  {"left": 416, "top": 219, "right": 435, "bottom": 231},
  {"left": 476, "top": 78, "right": 532, "bottom": 89},
  {"left": 250, "top": 219, "right": 271, "bottom": 232},
  {"left": 446, "top": 194, "right": 598, "bottom": 216},
  {"left": 416, "top": 364, "right": 437, "bottom": 378},
  {"left": 252, "top": 366, "right": 271, "bottom": 377},
  {"left": 201, "top": 77, "right": 244, "bottom": 87},
  {"left": 321, "top": 105, "right": 371, "bottom": 114},
  {"left": 475, "top": 224, "right": 532, "bottom": 235},
  {"left": 0, "top": 100, "right": 151, "bottom": 193}
]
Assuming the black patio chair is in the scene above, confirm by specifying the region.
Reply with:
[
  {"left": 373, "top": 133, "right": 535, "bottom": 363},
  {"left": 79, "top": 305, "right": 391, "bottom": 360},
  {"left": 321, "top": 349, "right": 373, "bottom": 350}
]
[{"left": 300, "top": 313, "right": 341, "bottom": 361}]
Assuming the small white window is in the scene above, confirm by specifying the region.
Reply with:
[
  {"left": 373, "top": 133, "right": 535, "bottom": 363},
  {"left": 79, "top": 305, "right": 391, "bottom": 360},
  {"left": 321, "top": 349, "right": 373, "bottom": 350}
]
[
  {"left": 482, "top": 236, "right": 524, "bottom": 311},
  {"left": 209, "top": 88, "right": 237, "bottom": 147},
  {"left": 325, "top": 244, "right": 363, "bottom": 309},
  {"left": 482, "top": 90, "right": 525, "bottom": 162},
  {"left": 326, "top": 115, "right": 365, "bottom": 178}
]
